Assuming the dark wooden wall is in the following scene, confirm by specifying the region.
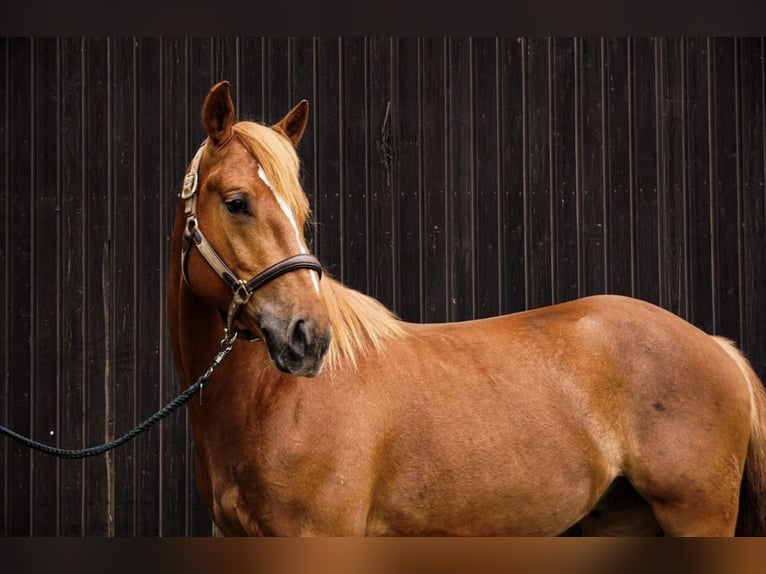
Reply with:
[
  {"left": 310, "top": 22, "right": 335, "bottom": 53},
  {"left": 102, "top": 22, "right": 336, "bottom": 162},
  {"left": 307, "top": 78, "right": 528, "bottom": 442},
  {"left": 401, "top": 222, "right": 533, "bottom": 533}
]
[{"left": 1, "top": 37, "right": 764, "bottom": 536}]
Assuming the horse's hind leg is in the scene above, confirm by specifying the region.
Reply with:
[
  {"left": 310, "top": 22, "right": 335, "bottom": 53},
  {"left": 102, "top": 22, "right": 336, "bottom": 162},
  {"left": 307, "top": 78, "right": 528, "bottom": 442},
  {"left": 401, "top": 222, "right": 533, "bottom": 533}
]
[
  {"left": 641, "top": 484, "right": 740, "bottom": 536},
  {"left": 630, "top": 451, "right": 743, "bottom": 536},
  {"left": 578, "top": 477, "right": 663, "bottom": 536},
  {"left": 639, "top": 470, "right": 741, "bottom": 536}
]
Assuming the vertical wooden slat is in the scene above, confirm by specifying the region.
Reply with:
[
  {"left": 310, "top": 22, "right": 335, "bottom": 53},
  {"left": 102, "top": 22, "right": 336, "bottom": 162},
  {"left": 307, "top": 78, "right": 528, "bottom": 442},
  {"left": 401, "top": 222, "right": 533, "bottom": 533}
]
[
  {"left": 473, "top": 37, "right": 502, "bottom": 318},
  {"left": 237, "top": 38, "right": 264, "bottom": 123},
  {"left": 6, "top": 37, "right": 33, "bottom": 536},
  {"left": 577, "top": 37, "right": 606, "bottom": 298},
  {"left": 341, "top": 37, "right": 369, "bottom": 296},
  {"left": 632, "top": 37, "right": 661, "bottom": 305},
  {"left": 313, "top": 38, "right": 342, "bottom": 277},
  {"left": 189, "top": 38, "right": 215, "bottom": 147},
  {"left": 366, "top": 37, "right": 395, "bottom": 311},
  {"left": 135, "top": 37, "right": 162, "bottom": 536},
  {"left": 110, "top": 36, "right": 138, "bottom": 537},
  {"left": 447, "top": 37, "right": 475, "bottom": 321},
  {"left": 186, "top": 38, "right": 216, "bottom": 539},
  {"left": 0, "top": 36, "right": 9, "bottom": 536},
  {"left": 604, "top": 38, "right": 633, "bottom": 298},
  {"left": 213, "top": 37, "right": 239, "bottom": 102},
  {"left": 288, "top": 38, "right": 318, "bottom": 252},
  {"left": 685, "top": 37, "right": 715, "bottom": 333},
  {"left": 58, "top": 36, "right": 85, "bottom": 536},
  {"left": 521, "top": 37, "right": 531, "bottom": 308},
  {"left": 711, "top": 37, "right": 743, "bottom": 347},
  {"left": 525, "top": 37, "right": 553, "bottom": 309},
  {"left": 182, "top": 59, "right": 216, "bottom": 531},
  {"left": 657, "top": 37, "right": 688, "bottom": 318},
  {"left": 419, "top": 38, "right": 448, "bottom": 322},
  {"left": 498, "top": 38, "right": 526, "bottom": 315},
  {"left": 550, "top": 37, "right": 578, "bottom": 304},
  {"left": 264, "top": 38, "right": 291, "bottom": 126},
  {"left": 161, "top": 36, "right": 192, "bottom": 537},
  {"left": 82, "top": 36, "right": 110, "bottom": 536},
  {"left": 103, "top": 36, "right": 115, "bottom": 538},
  {"left": 30, "top": 37, "right": 60, "bottom": 536},
  {"left": 395, "top": 37, "right": 423, "bottom": 322}
]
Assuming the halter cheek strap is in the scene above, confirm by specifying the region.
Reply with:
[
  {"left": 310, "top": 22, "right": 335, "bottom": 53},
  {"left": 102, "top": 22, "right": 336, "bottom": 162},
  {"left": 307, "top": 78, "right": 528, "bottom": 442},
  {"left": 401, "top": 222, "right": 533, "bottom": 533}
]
[{"left": 179, "top": 140, "right": 323, "bottom": 342}]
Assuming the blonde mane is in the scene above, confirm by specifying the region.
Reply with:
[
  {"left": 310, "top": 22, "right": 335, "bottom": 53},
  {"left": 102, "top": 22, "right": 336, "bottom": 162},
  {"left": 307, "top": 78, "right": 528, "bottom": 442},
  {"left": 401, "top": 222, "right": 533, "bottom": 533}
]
[
  {"left": 320, "top": 277, "right": 406, "bottom": 371},
  {"left": 233, "top": 120, "right": 406, "bottom": 371},
  {"left": 233, "top": 121, "right": 311, "bottom": 227}
]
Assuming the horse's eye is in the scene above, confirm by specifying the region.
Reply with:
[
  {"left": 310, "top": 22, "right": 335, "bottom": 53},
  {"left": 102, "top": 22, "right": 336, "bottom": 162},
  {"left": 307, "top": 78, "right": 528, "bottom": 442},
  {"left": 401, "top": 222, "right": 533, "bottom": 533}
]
[{"left": 225, "top": 198, "right": 249, "bottom": 214}]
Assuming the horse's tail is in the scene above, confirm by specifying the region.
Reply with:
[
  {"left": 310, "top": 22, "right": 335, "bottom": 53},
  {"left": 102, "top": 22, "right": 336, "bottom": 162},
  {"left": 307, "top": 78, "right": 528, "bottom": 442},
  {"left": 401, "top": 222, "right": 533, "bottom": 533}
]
[{"left": 711, "top": 336, "right": 766, "bottom": 536}]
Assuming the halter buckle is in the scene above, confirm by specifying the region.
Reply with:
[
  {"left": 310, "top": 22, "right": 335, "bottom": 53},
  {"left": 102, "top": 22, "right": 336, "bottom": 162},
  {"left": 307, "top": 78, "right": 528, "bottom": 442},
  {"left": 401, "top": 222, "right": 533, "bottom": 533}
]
[{"left": 181, "top": 170, "right": 198, "bottom": 199}]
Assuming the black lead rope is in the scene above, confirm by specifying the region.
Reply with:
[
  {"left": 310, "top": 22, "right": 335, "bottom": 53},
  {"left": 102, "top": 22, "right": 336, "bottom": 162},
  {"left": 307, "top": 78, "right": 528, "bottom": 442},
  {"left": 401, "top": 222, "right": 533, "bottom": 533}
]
[{"left": 0, "top": 335, "right": 236, "bottom": 459}]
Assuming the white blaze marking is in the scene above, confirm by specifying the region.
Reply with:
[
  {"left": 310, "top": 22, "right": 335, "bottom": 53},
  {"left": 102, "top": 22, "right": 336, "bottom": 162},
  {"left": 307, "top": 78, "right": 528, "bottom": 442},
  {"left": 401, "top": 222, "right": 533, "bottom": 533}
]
[{"left": 258, "top": 166, "right": 320, "bottom": 293}]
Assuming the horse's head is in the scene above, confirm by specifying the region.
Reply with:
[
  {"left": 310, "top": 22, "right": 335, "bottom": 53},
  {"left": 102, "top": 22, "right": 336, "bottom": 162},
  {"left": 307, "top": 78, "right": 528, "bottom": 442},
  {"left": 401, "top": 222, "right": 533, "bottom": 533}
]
[{"left": 180, "top": 80, "right": 331, "bottom": 377}]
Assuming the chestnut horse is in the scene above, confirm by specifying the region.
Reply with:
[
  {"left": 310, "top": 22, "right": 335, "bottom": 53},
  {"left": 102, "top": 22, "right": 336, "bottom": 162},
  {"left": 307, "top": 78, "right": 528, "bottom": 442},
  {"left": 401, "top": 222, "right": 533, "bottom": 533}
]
[{"left": 168, "top": 80, "right": 766, "bottom": 536}]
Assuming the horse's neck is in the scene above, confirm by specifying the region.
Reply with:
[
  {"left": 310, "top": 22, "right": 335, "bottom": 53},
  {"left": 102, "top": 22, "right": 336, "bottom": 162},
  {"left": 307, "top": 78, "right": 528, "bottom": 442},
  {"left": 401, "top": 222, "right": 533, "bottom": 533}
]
[{"left": 173, "top": 286, "right": 222, "bottom": 378}]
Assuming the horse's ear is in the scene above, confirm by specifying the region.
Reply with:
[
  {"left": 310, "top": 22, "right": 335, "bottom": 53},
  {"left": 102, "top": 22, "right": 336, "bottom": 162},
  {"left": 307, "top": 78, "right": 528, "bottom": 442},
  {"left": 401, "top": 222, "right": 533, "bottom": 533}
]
[
  {"left": 273, "top": 100, "right": 309, "bottom": 147},
  {"left": 202, "top": 81, "right": 235, "bottom": 146}
]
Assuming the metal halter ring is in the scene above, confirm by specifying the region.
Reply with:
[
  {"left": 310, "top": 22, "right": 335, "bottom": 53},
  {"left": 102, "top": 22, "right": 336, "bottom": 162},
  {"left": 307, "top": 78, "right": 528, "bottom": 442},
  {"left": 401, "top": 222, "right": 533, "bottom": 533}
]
[
  {"left": 186, "top": 215, "right": 198, "bottom": 233},
  {"left": 233, "top": 281, "right": 252, "bottom": 305}
]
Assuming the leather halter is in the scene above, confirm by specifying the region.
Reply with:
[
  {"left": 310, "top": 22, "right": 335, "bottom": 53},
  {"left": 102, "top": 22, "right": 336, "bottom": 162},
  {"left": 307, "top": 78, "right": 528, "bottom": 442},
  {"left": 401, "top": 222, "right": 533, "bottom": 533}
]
[{"left": 179, "top": 140, "right": 323, "bottom": 342}]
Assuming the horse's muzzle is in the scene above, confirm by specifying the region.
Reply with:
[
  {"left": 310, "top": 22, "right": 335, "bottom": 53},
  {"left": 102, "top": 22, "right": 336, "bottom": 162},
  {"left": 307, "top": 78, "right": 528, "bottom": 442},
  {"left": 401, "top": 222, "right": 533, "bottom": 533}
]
[{"left": 258, "top": 312, "right": 332, "bottom": 377}]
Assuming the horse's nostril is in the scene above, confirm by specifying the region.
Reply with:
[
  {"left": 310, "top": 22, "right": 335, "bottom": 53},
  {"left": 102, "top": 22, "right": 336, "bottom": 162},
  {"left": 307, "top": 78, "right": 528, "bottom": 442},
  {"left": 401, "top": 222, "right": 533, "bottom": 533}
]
[{"left": 288, "top": 317, "right": 313, "bottom": 356}]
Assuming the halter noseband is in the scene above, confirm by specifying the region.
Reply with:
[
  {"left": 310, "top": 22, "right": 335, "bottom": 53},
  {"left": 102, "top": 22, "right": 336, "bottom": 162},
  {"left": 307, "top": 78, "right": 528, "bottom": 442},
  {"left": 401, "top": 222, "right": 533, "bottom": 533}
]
[{"left": 180, "top": 140, "right": 323, "bottom": 342}]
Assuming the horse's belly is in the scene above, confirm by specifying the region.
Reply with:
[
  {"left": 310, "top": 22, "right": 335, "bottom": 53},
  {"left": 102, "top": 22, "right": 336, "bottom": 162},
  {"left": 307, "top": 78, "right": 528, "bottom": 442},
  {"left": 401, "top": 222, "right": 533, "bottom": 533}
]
[
  {"left": 367, "top": 487, "right": 589, "bottom": 536},
  {"left": 367, "top": 454, "right": 608, "bottom": 536}
]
